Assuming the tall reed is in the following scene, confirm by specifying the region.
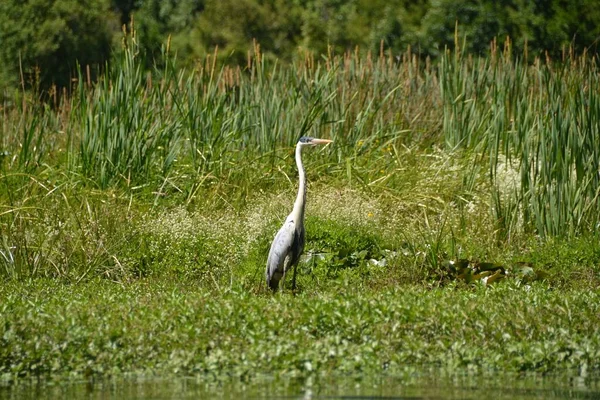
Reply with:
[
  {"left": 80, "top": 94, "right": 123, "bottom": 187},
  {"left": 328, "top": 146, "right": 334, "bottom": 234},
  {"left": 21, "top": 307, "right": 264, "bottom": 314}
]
[
  {"left": 76, "top": 33, "right": 184, "bottom": 188},
  {"left": 439, "top": 40, "right": 600, "bottom": 237},
  {"left": 2, "top": 32, "right": 599, "bottom": 242}
]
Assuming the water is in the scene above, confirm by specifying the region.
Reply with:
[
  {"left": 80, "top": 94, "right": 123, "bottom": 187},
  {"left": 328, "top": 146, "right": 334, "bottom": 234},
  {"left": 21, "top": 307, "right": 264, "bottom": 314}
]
[{"left": 1, "top": 373, "right": 599, "bottom": 400}]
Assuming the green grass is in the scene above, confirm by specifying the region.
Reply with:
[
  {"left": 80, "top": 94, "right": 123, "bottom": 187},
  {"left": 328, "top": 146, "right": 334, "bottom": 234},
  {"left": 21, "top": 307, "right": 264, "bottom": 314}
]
[{"left": 1, "top": 33, "right": 600, "bottom": 383}]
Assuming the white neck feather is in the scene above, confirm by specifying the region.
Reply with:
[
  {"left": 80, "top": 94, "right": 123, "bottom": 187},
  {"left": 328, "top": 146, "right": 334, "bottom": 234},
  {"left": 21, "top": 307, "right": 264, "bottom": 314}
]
[{"left": 291, "top": 142, "right": 306, "bottom": 222}]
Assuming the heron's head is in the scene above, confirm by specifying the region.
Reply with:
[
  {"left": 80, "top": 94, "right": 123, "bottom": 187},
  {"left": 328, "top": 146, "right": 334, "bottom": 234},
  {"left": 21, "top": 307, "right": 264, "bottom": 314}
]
[{"left": 298, "top": 136, "right": 333, "bottom": 147}]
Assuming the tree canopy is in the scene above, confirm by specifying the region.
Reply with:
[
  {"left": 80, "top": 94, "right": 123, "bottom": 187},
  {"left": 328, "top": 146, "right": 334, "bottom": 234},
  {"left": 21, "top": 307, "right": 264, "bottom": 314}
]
[
  {"left": 1, "top": 0, "right": 599, "bottom": 94},
  {"left": 0, "top": 0, "right": 114, "bottom": 93}
]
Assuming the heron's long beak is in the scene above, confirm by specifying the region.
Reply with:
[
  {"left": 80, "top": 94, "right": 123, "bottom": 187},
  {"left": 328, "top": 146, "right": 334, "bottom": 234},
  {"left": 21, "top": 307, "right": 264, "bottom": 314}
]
[{"left": 311, "top": 138, "right": 333, "bottom": 145}]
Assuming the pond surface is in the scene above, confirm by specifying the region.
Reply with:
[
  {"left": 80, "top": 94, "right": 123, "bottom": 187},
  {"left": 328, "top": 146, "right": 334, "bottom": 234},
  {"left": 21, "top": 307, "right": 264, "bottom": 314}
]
[{"left": 1, "top": 373, "right": 599, "bottom": 400}]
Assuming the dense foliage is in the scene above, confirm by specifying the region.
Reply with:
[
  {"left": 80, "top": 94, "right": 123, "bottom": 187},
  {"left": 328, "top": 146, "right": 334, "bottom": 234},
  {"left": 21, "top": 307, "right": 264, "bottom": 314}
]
[
  {"left": 1, "top": 0, "right": 600, "bottom": 93},
  {"left": 1, "top": 280, "right": 599, "bottom": 381},
  {"left": 0, "top": 0, "right": 113, "bottom": 93},
  {"left": 1, "top": 4, "right": 600, "bottom": 386}
]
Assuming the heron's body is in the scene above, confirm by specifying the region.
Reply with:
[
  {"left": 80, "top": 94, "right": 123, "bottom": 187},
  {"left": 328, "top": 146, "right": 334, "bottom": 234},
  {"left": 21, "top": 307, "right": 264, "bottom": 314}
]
[
  {"left": 265, "top": 214, "right": 305, "bottom": 290},
  {"left": 266, "top": 137, "right": 331, "bottom": 291}
]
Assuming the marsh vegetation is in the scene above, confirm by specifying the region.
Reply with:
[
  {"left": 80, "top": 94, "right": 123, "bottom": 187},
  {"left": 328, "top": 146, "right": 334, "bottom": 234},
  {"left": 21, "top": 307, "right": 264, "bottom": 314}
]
[{"left": 1, "top": 34, "right": 600, "bottom": 384}]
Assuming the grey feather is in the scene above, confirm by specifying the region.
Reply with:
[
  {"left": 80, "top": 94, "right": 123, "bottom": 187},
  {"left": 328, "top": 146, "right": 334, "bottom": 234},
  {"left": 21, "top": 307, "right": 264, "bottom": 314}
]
[{"left": 266, "top": 218, "right": 304, "bottom": 290}]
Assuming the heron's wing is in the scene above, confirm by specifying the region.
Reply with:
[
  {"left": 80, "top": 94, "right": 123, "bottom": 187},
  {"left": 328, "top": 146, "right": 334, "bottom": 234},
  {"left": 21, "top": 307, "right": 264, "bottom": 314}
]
[{"left": 266, "top": 220, "right": 298, "bottom": 289}]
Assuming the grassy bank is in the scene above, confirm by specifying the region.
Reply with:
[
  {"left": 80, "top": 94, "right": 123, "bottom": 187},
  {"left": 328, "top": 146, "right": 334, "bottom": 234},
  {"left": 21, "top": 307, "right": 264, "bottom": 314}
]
[{"left": 1, "top": 34, "right": 600, "bottom": 383}]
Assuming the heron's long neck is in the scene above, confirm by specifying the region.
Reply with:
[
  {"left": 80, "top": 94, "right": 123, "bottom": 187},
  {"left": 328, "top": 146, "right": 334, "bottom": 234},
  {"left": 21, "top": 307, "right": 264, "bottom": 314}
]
[{"left": 292, "top": 143, "right": 306, "bottom": 222}]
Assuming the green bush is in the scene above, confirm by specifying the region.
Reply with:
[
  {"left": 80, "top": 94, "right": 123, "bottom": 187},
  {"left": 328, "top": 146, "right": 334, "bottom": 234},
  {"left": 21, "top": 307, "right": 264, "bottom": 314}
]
[
  {"left": 0, "top": 0, "right": 114, "bottom": 94},
  {"left": 2, "top": 0, "right": 600, "bottom": 97}
]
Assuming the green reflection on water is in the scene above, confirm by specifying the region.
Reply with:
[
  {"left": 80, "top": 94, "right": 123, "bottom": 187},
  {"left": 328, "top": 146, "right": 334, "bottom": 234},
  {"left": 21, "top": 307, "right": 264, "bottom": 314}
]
[{"left": 1, "top": 373, "right": 599, "bottom": 400}]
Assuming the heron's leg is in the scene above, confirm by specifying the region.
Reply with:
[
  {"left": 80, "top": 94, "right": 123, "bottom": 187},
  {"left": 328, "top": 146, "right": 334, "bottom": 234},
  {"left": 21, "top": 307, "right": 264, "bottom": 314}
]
[
  {"left": 280, "top": 270, "right": 286, "bottom": 293},
  {"left": 291, "top": 262, "right": 298, "bottom": 291}
]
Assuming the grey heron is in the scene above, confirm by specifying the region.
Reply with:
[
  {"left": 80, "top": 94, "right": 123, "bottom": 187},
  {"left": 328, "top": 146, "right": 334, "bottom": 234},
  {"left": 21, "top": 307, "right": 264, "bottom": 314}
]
[{"left": 266, "top": 136, "right": 333, "bottom": 291}]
